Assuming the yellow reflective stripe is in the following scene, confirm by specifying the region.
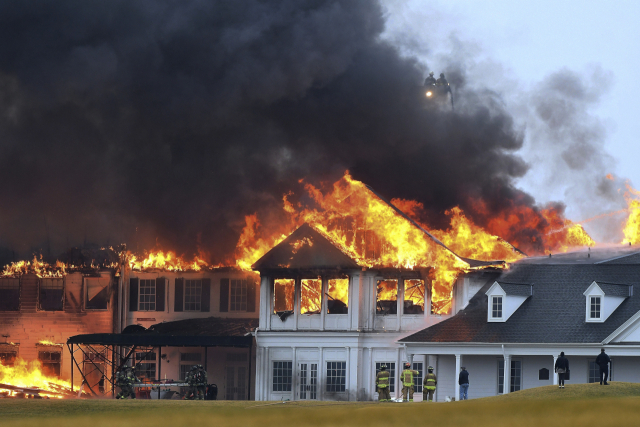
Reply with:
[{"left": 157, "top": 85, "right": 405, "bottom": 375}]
[
  {"left": 377, "top": 384, "right": 388, "bottom": 388},
  {"left": 425, "top": 386, "right": 436, "bottom": 390}
]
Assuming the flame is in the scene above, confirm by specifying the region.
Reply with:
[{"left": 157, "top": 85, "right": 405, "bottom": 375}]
[
  {"left": 301, "top": 279, "right": 321, "bottom": 314},
  {"left": 274, "top": 279, "right": 295, "bottom": 312},
  {"left": 0, "top": 358, "right": 70, "bottom": 398},
  {"left": 622, "top": 184, "right": 640, "bottom": 245},
  {"left": 1, "top": 256, "right": 67, "bottom": 278},
  {"left": 38, "top": 340, "right": 58, "bottom": 346},
  {"left": 328, "top": 279, "right": 349, "bottom": 308},
  {"left": 127, "top": 251, "right": 208, "bottom": 272}
]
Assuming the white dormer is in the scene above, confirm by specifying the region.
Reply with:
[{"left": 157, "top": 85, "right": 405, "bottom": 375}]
[
  {"left": 485, "top": 281, "right": 532, "bottom": 322},
  {"left": 583, "top": 281, "right": 631, "bottom": 323}
]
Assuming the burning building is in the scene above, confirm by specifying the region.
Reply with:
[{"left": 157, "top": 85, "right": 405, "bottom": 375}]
[{"left": 0, "top": 256, "right": 117, "bottom": 398}]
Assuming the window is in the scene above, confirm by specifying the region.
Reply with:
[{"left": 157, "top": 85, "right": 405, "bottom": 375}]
[
  {"left": 404, "top": 280, "right": 425, "bottom": 314},
  {"left": 0, "top": 345, "right": 18, "bottom": 366},
  {"left": 492, "top": 296, "right": 503, "bottom": 318},
  {"left": 179, "top": 353, "right": 202, "bottom": 381},
  {"left": 539, "top": 368, "right": 550, "bottom": 380},
  {"left": 85, "top": 277, "right": 109, "bottom": 310},
  {"left": 184, "top": 279, "right": 202, "bottom": 311},
  {"left": 138, "top": 279, "right": 156, "bottom": 311},
  {"left": 272, "top": 361, "right": 292, "bottom": 392},
  {"left": 327, "top": 278, "right": 348, "bottom": 314},
  {"left": 498, "top": 359, "right": 522, "bottom": 393},
  {"left": 135, "top": 351, "right": 156, "bottom": 381},
  {"left": 83, "top": 349, "right": 107, "bottom": 393},
  {"left": 38, "top": 349, "right": 62, "bottom": 377},
  {"left": 590, "top": 296, "right": 601, "bottom": 319},
  {"left": 375, "top": 362, "right": 396, "bottom": 393},
  {"left": 412, "top": 362, "right": 423, "bottom": 393},
  {"left": 326, "top": 361, "right": 346, "bottom": 392},
  {"left": 230, "top": 279, "right": 247, "bottom": 311},
  {"left": 274, "top": 279, "right": 294, "bottom": 313},
  {"left": 39, "top": 278, "right": 63, "bottom": 311},
  {"left": 301, "top": 279, "right": 321, "bottom": 314},
  {"left": 377, "top": 280, "right": 398, "bottom": 315},
  {"left": 0, "top": 278, "right": 20, "bottom": 311}
]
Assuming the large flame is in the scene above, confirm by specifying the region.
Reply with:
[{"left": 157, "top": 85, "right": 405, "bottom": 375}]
[
  {"left": 622, "top": 184, "right": 640, "bottom": 245},
  {"left": 1, "top": 256, "right": 68, "bottom": 278},
  {"left": 127, "top": 251, "right": 209, "bottom": 272},
  {"left": 0, "top": 358, "right": 71, "bottom": 398}
]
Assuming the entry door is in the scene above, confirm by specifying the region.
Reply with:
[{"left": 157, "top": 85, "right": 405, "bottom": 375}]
[
  {"left": 298, "top": 362, "right": 318, "bottom": 400},
  {"left": 225, "top": 366, "right": 247, "bottom": 400}
]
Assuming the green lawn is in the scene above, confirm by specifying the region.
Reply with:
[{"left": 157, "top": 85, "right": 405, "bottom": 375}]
[{"left": 1, "top": 383, "right": 640, "bottom": 427}]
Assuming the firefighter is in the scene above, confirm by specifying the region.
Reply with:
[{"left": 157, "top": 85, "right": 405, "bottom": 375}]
[
  {"left": 195, "top": 365, "right": 208, "bottom": 400},
  {"left": 115, "top": 367, "right": 138, "bottom": 399},
  {"left": 375, "top": 365, "right": 391, "bottom": 402},
  {"left": 436, "top": 72, "right": 449, "bottom": 87},
  {"left": 186, "top": 365, "right": 208, "bottom": 400},
  {"left": 424, "top": 71, "right": 436, "bottom": 86},
  {"left": 400, "top": 362, "right": 419, "bottom": 402},
  {"left": 423, "top": 366, "right": 437, "bottom": 402}
]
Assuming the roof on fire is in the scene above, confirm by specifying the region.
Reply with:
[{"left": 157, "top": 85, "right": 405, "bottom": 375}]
[
  {"left": 400, "top": 263, "right": 640, "bottom": 344},
  {"left": 252, "top": 223, "right": 360, "bottom": 271}
]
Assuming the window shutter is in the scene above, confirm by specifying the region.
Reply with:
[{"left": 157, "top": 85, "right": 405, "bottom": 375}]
[
  {"left": 201, "top": 278, "right": 211, "bottom": 312},
  {"left": 155, "top": 278, "right": 165, "bottom": 312},
  {"left": 247, "top": 276, "right": 256, "bottom": 312},
  {"left": 219, "top": 278, "right": 229, "bottom": 312},
  {"left": 174, "top": 278, "right": 184, "bottom": 312},
  {"left": 129, "top": 278, "right": 138, "bottom": 312}
]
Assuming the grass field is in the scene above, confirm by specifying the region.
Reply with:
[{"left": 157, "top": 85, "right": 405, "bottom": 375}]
[{"left": 2, "top": 383, "right": 640, "bottom": 427}]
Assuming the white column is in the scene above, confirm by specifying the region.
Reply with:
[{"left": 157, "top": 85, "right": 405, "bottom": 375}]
[
  {"left": 345, "top": 346, "right": 351, "bottom": 401},
  {"left": 455, "top": 354, "right": 461, "bottom": 400},
  {"left": 319, "top": 346, "right": 325, "bottom": 401},
  {"left": 266, "top": 278, "right": 273, "bottom": 330},
  {"left": 503, "top": 355, "right": 511, "bottom": 394},
  {"left": 397, "top": 277, "right": 404, "bottom": 331},
  {"left": 263, "top": 346, "right": 270, "bottom": 400},
  {"left": 291, "top": 347, "right": 297, "bottom": 400},
  {"left": 396, "top": 347, "right": 402, "bottom": 399},
  {"left": 321, "top": 277, "right": 328, "bottom": 330},
  {"left": 294, "top": 279, "right": 300, "bottom": 331},
  {"left": 553, "top": 355, "right": 558, "bottom": 385}
]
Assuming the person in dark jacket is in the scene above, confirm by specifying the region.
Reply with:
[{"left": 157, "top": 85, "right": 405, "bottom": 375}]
[
  {"left": 595, "top": 348, "right": 611, "bottom": 385},
  {"left": 458, "top": 367, "right": 469, "bottom": 400},
  {"left": 555, "top": 352, "right": 569, "bottom": 388}
]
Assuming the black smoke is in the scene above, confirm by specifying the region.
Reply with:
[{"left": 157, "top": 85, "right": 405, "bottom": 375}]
[{"left": 0, "top": 0, "right": 544, "bottom": 263}]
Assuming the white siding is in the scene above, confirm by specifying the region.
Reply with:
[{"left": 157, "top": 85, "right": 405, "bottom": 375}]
[{"left": 436, "top": 355, "right": 456, "bottom": 401}]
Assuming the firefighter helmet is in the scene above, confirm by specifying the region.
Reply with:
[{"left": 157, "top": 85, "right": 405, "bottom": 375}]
[
  {"left": 404, "top": 362, "right": 411, "bottom": 368},
  {"left": 380, "top": 364, "right": 387, "bottom": 371},
  {"left": 428, "top": 366, "right": 434, "bottom": 372}
]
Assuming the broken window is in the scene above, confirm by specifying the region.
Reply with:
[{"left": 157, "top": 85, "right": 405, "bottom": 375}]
[
  {"left": 273, "top": 279, "right": 294, "bottom": 314},
  {"left": 85, "top": 277, "right": 109, "bottom": 310},
  {"left": 403, "top": 280, "right": 425, "bottom": 314},
  {"left": 327, "top": 278, "right": 349, "bottom": 314},
  {"left": 38, "top": 349, "right": 62, "bottom": 377},
  {"left": 0, "top": 278, "right": 20, "bottom": 311},
  {"left": 83, "top": 349, "right": 107, "bottom": 393},
  {"left": 184, "top": 279, "right": 202, "bottom": 311},
  {"left": 135, "top": 351, "right": 157, "bottom": 381},
  {"left": 301, "top": 279, "right": 321, "bottom": 314},
  {"left": 0, "top": 344, "right": 18, "bottom": 367},
  {"left": 376, "top": 280, "right": 397, "bottom": 315},
  {"left": 39, "top": 278, "right": 64, "bottom": 311}
]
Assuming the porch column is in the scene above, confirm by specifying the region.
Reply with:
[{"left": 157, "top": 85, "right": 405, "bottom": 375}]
[
  {"left": 553, "top": 355, "right": 558, "bottom": 385},
  {"left": 291, "top": 346, "right": 297, "bottom": 400},
  {"left": 396, "top": 347, "right": 402, "bottom": 399},
  {"left": 397, "top": 277, "right": 404, "bottom": 332},
  {"left": 294, "top": 278, "right": 300, "bottom": 331},
  {"left": 503, "top": 354, "right": 511, "bottom": 394},
  {"left": 455, "top": 354, "right": 461, "bottom": 401},
  {"left": 321, "top": 277, "right": 328, "bottom": 331}
]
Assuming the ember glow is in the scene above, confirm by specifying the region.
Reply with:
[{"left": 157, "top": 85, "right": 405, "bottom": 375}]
[{"left": 0, "top": 358, "right": 70, "bottom": 398}]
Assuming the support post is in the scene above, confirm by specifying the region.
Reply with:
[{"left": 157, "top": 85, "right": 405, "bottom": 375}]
[
  {"left": 503, "top": 355, "right": 511, "bottom": 394},
  {"left": 157, "top": 346, "right": 161, "bottom": 399},
  {"left": 397, "top": 277, "right": 404, "bottom": 332},
  {"left": 291, "top": 346, "right": 297, "bottom": 400},
  {"left": 70, "top": 343, "right": 74, "bottom": 392},
  {"left": 553, "top": 355, "right": 558, "bottom": 385},
  {"left": 320, "top": 277, "right": 327, "bottom": 331},
  {"left": 294, "top": 278, "right": 300, "bottom": 331},
  {"left": 204, "top": 347, "right": 208, "bottom": 371},
  {"left": 247, "top": 341, "right": 252, "bottom": 400},
  {"left": 455, "top": 354, "right": 461, "bottom": 401}
]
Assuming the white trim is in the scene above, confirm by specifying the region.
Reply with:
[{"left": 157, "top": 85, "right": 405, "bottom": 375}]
[{"left": 603, "top": 309, "right": 640, "bottom": 344}]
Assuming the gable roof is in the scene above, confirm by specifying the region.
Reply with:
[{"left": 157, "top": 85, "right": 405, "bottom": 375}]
[
  {"left": 400, "top": 264, "right": 640, "bottom": 344},
  {"left": 252, "top": 223, "right": 360, "bottom": 271},
  {"left": 498, "top": 282, "right": 533, "bottom": 297},
  {"left": 596, "top": 282, "right": 633, "bottom": 297}
]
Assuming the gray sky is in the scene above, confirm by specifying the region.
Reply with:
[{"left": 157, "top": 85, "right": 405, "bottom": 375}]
[{"left": 381, "top": 0, "right": 640, "bottom": 238}]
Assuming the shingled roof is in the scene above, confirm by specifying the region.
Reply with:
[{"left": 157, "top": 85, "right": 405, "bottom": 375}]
[
  {"left": 400, "top": 264, "right": 640, "bottom": 344},
  {"left": 252, "top": 223, "right": 360, "bottom": 271}
]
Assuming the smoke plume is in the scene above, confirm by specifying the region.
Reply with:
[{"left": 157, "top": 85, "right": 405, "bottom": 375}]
[{"left": 0, "top": 0, "right": 586, "bottom": 263}]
